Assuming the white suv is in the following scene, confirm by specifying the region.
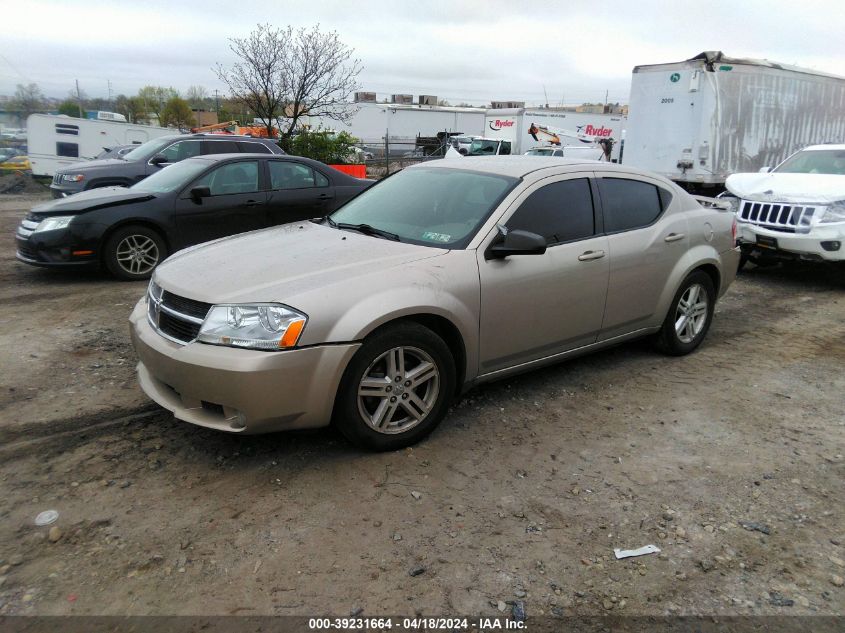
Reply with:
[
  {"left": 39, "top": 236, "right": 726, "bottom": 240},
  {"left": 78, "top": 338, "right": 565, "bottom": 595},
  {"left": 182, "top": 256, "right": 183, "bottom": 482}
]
[{"left": 725, "top": 144, "right": 845, "bottom": 266}]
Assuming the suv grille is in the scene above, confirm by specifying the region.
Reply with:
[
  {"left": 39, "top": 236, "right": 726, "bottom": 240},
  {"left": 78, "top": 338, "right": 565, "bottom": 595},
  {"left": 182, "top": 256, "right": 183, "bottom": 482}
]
[
  {"left": 738, "top": 200, "right": 818, "bottom": 233},
  {"left": 148, "top": 287, "right": 212, "bottom": 344}
]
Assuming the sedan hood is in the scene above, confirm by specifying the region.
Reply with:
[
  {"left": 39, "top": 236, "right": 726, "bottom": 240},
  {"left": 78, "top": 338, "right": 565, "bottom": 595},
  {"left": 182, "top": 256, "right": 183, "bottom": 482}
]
[
  {"left": 154, "top": 221, "right": 448, "bottom": 304},
  {"left": 30, "top": 187, "right": 154, "bottom": 217},
  {"left": 726, "top": 172, "right": 845, "bottom": 204}
]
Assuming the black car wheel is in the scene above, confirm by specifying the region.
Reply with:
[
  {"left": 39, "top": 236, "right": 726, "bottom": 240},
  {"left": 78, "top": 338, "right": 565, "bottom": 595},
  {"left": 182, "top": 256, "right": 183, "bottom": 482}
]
[
  {"left": 333, "top": 322, "right": 455, "bottom": 451},
  {"left": 104, "top": 225, "right": 167, "bottom": 281}
]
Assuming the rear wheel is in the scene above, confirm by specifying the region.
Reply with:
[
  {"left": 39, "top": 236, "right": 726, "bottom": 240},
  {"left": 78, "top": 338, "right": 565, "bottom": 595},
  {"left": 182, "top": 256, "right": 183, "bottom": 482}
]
[
  {"left": 103, "top": 225, "right": 167, "bottom": 281},
  {"left": 333, "top": 322, "right": 455, "bottom": 451},
  {"left": 655, "top": 271, "right": 716, "bottom": 356}
]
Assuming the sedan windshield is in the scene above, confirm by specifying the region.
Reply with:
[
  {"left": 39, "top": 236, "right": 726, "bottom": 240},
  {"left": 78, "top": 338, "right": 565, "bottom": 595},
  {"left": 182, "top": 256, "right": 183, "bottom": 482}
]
[
  {"left": 329, "top": 167, "right": 518, "bottom": 248},
  {"left": 131, "top": 159, "right": 211, "bottom": 194},
  {"left": 775, "top": 149, "right": 845, "bottom": 175}
]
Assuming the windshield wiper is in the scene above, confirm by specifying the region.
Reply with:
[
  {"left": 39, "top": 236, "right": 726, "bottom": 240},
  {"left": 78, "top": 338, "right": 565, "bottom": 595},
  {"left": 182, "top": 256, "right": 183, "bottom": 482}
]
[
  {"left": 321, "top": 214, "right": 338, "bottom": 227},
  {"left": 335, "top": 222, "right": 401, "bottom": 241}
]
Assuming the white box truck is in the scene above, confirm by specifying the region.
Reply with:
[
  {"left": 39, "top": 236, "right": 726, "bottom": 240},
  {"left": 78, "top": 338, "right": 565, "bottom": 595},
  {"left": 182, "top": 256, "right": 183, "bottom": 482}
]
[
  {"left": 27, "top": 114, "right": 175, "bottom": 177},
  {"left": 481, "top": 108, "right": 626, "bottom": 161},
  {"left": 624, "top": 51, "right": 845, "bottom": 192}
]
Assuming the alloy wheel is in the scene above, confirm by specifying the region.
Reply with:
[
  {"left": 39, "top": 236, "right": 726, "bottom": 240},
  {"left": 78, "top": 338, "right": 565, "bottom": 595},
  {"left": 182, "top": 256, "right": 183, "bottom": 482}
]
[
  {"left": 357, "top": 346, "right": 440, "bottom": 434},
  {"left": 674, "top": 283, "right": 708, "bottom": 344},
  {"left": 115, "top": 234, "right": 159, "bottom": 276}
]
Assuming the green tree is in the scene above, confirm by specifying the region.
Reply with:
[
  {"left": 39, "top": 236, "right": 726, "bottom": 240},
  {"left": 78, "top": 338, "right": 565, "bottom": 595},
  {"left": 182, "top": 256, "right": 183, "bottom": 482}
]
[
  {"left": 57, "top": 99, "right": 81, "bottom": 117},
  {"left": 137, "top": 86, "right": 178, "bottom": 123},
  {"left": 280, "top": 129, "right": 359, "bottom": 164},
  {"left": 159, "top": 96, "right": 195, "bottom": 128},
  {"left": 115, "top": 94, "right": 146, "bottom": 123}
]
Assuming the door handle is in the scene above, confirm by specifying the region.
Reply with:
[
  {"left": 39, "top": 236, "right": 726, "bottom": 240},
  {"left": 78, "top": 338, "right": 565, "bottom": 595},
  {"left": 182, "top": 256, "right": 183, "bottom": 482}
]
[
  {"left": 578, "top": 250, "right": 606, "bottom": 261},
  {"left": 245, "top": 200, "right": 264, "bottom": 207},
  {"left": 316, "top": 193, "right": 331, "bottom": 200},
  {"left": 664, "top": 232, "right": 685, "bottom": 242}
]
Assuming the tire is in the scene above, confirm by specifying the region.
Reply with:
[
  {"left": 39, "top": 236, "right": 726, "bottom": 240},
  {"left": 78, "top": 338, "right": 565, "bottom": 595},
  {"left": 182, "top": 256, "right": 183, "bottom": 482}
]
[
  {"left": 333, "top": 322, "right": 456, "bottom": 451},
  {"left": 654, "top": 270, "right": 716, "bottom": 356},
  {"left": 103, "top": 225, "right": 167, "bottom": 281}
]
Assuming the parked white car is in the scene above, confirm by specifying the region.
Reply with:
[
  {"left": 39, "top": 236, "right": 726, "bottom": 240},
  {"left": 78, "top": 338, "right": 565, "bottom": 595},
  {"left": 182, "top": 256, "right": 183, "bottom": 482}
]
[{"left": 725, "top": 144, "right": 845, "bottom": 266}]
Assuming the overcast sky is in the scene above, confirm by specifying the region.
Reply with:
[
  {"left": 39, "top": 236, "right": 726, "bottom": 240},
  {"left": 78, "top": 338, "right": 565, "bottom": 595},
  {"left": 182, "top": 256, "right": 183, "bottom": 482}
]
[{"left": 2, "top": 0, "right": 844, "bottom": 106}]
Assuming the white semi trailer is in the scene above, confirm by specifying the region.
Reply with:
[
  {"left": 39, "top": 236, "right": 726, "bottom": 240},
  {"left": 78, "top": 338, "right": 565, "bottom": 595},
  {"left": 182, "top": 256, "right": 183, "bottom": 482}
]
[
  {"left": 482, "top": 108, "right": 626, "bottom": 161},
  {"left": 27, "top": 114, "right": 175, "bottom": 177},
  {"left": 624, "top": 51, "right": 845, "bottom": 192}
]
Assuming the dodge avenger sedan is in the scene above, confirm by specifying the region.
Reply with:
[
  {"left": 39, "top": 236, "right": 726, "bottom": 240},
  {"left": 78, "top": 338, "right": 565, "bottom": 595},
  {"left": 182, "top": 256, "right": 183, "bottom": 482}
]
[
  {"left": 131, "top": 157, "right": 740, "bottom": 451},
  {"left": 16, "top": 154, "right": 371, "bottom": 280}
]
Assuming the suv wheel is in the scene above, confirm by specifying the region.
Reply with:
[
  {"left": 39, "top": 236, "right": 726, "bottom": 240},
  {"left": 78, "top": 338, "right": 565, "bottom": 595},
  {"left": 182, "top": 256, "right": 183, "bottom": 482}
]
[
  {"left": 333, "top": 323, "right": 455, "bottom": 451},
  {"left": 655, "top": 271, "right": 715, "bottom": 356},
  {"left": 104, "top": 225, "right": 167, "bottom": 281}
]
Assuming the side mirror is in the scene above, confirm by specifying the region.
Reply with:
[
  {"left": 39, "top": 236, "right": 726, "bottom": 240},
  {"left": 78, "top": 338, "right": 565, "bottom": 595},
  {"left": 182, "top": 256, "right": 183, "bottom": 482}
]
[
  {"left": 190, "top": 186, "right": 211, "bottom": 203},
  {"left": 486, "top": 228, "right": 547, "bottom": 260},
  {"left": 758, "top": 166, "right": 772, "bottom": 173},
  {"left": 150, "top": 154, "right": 169, "bottom": 166}
]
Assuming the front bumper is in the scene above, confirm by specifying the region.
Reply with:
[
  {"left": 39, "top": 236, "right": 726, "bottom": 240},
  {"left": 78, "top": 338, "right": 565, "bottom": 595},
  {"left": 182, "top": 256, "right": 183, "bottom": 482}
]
[
  {"left": 49, "top": 182, "right": 84, "bottom": 198},
  {"left": 129, "top": 299, "right": 360, "bottom": 434},
  {"left": 736, "top": 222, "right": 845, "bottom": 262},
  {"left": 15, "top": 224, "right": 100, "bottom": 269}
]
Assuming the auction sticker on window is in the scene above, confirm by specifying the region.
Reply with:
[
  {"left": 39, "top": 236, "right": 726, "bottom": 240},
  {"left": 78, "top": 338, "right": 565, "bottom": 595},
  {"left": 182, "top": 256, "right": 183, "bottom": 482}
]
[{"left": 421, "top": 231, "right": 452, "bottom": 243}]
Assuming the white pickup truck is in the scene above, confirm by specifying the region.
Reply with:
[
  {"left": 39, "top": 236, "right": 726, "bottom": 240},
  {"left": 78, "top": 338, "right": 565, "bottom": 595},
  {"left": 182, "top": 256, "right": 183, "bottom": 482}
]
[{"left": 724, "top": 144, "right": 845, "bottom": 267}]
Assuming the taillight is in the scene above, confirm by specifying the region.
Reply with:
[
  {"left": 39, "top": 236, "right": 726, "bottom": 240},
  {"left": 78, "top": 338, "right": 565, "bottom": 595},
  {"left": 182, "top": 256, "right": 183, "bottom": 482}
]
[{"left": 731, "top": 216, "right": 737, "bottom": 243}]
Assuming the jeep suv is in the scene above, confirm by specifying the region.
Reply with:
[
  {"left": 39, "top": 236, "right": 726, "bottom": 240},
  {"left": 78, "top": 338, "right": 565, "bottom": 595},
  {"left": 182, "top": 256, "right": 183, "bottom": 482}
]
[{"left": 49, "top": 134, "right": 284, "bottom": 198}]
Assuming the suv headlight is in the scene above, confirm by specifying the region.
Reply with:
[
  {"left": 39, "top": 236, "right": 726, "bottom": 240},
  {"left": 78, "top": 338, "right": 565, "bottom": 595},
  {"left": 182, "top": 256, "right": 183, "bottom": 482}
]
[
  {"left": 198, "top": 304, "right": 307, "bottom": 350},
  {"left": 61, "top": 174, "right": 85, "bottom": 183},
  {"left": 818, "top": 201, "right": 845, "bottom": 224},
  {"left": 33, "top": 216, "right": 74, "bottom": 233}
]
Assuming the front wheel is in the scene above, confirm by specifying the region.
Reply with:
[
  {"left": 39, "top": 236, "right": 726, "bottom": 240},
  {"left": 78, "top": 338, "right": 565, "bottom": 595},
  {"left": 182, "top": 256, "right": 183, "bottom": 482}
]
[
  {"left": 103, "top": 225, "right": 167, "bottom": 281},
  {"left": 654, "top": 271, "right": 716, "bottom": 356},
  {"left": 333, "top": 323, "right": 456, "bottom": 451}
]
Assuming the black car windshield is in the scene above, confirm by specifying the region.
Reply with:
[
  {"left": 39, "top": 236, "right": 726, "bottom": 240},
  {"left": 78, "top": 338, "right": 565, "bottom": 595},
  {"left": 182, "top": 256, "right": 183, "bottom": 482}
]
[
  {"left": 122, "top": 137, "right": 176, "bottom": 162},
  {"left": 329, "top": 166, "right": 518, "bottom": 248},
  {"left": 775, "top": 149, "right": 845, "bottom": 175},
  {"left": 130, "top": 159, "right": 211, "bottom": 194}
]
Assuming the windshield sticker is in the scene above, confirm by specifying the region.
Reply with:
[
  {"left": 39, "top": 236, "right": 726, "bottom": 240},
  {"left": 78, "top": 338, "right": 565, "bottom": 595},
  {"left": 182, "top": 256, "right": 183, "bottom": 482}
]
[{"left": 421, "top": 231, "right": 452, "bottom": 243}]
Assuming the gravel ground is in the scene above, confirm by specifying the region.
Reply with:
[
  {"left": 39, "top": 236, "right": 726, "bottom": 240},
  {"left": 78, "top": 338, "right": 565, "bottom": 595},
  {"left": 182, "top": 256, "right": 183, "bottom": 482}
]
[{"left": 0, "top": 192, "right": 843, "bottom": 620}]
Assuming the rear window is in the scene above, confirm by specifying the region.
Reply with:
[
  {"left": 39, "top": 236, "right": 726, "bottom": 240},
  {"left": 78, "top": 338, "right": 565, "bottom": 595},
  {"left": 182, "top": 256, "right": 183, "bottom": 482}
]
[
  {"left": 598, "top": 178, "right": 665, "bottom": 233},
  {"left": 238, "top": 141, "right": 273, "bottom": 154}
]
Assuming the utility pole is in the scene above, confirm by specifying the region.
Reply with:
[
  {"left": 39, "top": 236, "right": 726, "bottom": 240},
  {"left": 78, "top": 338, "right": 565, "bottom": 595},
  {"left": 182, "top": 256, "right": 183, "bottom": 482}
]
[
  {"left": 213, "top": 89, "right": 220, "bottom": 115},
  {"left": 75, "top": 79, "right": 84, "bottom": 118},
  {"left": 605, "top": 89, "right": 608, "bottom": 106}
]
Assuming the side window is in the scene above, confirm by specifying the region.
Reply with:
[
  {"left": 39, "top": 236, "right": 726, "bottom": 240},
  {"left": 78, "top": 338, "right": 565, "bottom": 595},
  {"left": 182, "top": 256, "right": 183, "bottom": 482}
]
[
  {"left": 269, "top": 161, "right": 317, "bottom": 189},
  {"left": 202, "top": 140, "right": 239, "bottom": 155},
  {"left": 238, "top": 141, "right": 273, "bottom": 154},
  {"left": 56, "top": 142, "right": 79, "bottom": 158},
  {"left": 314, "top": 170, "right": 329, "bottom": 187},
  {"left": 192, "top": 161, "right": 259, "bottom": 196},
  {"left": 506, "top": 178, "right": 595, "bottom": 245},
  {"left": 160, "top": 140, "right": 202, "bottom": 163},
  {"left": 598, "top": 178, "right": 664, "bottom": 233},
  {"left": 500, "top": 141, "right": 511, "bottom": 155}
]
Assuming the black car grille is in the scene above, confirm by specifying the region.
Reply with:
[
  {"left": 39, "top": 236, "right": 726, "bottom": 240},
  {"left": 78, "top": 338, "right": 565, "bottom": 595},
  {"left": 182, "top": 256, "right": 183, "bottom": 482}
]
[
  {"left": 148, "top": 288, "right": 213, "bottom": 344},
  {"left": 16, "top": 242, "right": 37, "bottom": 260},
  {"left": 158, "top": 310, "right": 202, "bottom": 343},
  {"left": 162, "top": 291, "right": 212, "bottom": 320}
]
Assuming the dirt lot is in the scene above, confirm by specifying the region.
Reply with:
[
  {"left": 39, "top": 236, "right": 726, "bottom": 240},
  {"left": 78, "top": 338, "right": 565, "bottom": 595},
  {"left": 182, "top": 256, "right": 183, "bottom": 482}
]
[{"left": 0, "top": 191, "right": 843, "bottom": 620}]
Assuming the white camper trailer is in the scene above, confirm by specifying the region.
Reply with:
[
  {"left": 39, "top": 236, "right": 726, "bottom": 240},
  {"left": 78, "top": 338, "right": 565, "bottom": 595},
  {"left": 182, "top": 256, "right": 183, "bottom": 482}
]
[{"left": 26, "top": 114, "right": 175, "bottom": 177}]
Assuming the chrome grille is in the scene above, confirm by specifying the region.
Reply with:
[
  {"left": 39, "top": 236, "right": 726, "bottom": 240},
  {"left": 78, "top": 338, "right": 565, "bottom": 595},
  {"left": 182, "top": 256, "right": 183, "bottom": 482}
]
[
  {"left": 52, "top": 173, "right": 61, "bottom": 185},
  {"left": 738, "top": 200, "right": 818, "bottom": 233},
  {"left": 147, "top": 285, "right": 212, "bottom": 345}
]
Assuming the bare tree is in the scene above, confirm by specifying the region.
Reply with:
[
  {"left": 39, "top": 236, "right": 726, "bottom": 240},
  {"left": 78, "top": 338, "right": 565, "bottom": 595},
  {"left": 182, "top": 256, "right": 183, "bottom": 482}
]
[
  {"left": 279, "top": 24, "right": 362, "bottom": 138},
  {"left": 10, "top": 83, "right": 45, "bottom": 124},
  {"left": 215, "top": 24, "right": 289, "bottom": 136},
  {"left": 185, "top": 85, "right": 209, "bottom": 108},
  {"left": 216, "top": 23, "right": 362, "bottom": 138}
]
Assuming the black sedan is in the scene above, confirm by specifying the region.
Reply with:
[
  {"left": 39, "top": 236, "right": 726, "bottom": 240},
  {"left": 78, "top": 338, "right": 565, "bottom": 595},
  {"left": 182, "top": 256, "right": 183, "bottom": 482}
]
[{"left": 16, "top": 154, "right": 372, "bottom": 280}]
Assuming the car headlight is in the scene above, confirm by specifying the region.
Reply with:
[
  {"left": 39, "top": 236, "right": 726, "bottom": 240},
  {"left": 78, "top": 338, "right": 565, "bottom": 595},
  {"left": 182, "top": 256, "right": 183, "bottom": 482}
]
[
  {"left": 33, "top": 216, "right": 74, "bottom": 233},
  {"left": 61, "top": 174, "right": 85, "bottom": 183},
  {"left": 818, "top": 201, "right": 845, "bottom": 224},
  {"left": 716, "top": 192, "right": 739, "bottom": 214},
  {"left": 198, "top": 304, "right": 307, "bottom": 350}
]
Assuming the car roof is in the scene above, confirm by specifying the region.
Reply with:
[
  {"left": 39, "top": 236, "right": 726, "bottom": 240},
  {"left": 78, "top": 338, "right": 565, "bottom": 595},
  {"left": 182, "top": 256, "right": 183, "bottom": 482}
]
[
  {"left": 800, "top": 144, "right": 845, "bottom": 152},
  {"left": 416, "top": 156, "right": 659, "bottom": 179}
]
